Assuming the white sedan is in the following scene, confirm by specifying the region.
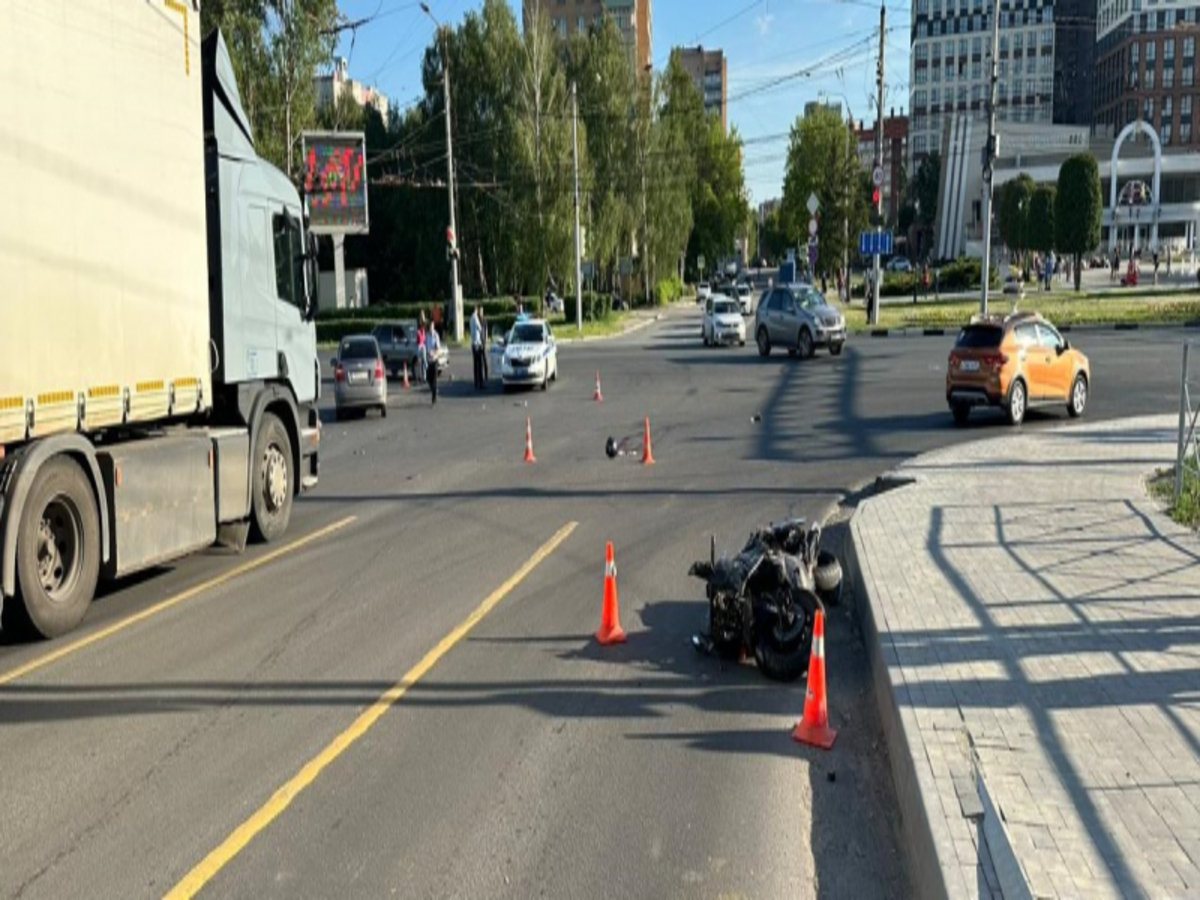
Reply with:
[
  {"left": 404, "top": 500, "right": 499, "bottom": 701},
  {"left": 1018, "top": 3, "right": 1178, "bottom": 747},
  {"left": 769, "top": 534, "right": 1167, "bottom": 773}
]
[
  {"left": 498, "top": 318, "right": 558, "bottom": 390},
  {"left": 702, "top": 296, "right": 746, "bottom": 346}
]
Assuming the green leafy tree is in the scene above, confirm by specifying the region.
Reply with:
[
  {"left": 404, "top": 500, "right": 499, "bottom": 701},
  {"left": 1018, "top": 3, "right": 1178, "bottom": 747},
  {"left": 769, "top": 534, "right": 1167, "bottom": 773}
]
[
  {"left": 643, "top": 53, "right": 699, "bottom": 294},
  {"left": 686, "top": 119, "right": 750, "bottom": 279},
  {"left": 779, "top": 105, "right": 866, "bottom": 277},
  {"left": 998, "top": 173, "right": 1034, "bottom": 261},
  {"left": 1055, "top": 154, "right": 1103, "bottom": 291},
  {"left": 1027, "top": 185, "right": 1056, "bottom": 255},
  {"left": 912, "top": 152, "right": 940, "bottom": 226},
  {"left": 201, "top": 0, "right": 338, "bottom": 176},
  {"left": 565, "top": 21, "right": 636, "bottom": 294}
]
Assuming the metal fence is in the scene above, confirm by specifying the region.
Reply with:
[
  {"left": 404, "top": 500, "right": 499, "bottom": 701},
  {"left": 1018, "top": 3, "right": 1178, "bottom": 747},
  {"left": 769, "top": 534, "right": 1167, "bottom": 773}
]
[{"left": 1177, "top": 341, "right": 1199, "bottom": 501}]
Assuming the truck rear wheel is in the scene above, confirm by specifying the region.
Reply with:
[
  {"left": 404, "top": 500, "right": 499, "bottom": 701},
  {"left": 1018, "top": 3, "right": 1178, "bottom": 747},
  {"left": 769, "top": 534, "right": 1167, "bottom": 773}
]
[
  {"left": 250, "top": 412, "right": 293, "bottom": 543},
  {"left": 9, "top": 457, "right": 100, "bottom": 638}
]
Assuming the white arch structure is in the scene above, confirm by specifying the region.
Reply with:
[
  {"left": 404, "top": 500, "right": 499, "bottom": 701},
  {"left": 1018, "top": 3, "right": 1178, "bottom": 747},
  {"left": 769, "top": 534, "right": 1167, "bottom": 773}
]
[{"left": 1108, "top": 119, "right": 1162, "bottom": 253}]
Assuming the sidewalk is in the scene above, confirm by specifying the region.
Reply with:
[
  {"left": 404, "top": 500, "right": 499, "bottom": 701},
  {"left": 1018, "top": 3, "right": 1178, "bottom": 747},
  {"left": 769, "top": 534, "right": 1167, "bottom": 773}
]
[{"left": 851, "top": 415, "right": 1200, "bottom": 899}]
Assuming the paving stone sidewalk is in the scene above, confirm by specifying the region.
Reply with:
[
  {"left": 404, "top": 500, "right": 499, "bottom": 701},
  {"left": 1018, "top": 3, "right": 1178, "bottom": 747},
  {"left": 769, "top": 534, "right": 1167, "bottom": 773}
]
[{"left": 851, "top": 414, "right": 1200, "bottom": 900}]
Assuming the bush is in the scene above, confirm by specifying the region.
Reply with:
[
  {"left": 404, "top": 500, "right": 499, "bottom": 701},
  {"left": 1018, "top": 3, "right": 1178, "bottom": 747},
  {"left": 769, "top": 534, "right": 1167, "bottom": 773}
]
[
  {"left": 566, "top": 291, "right": 614, "bottom": 323},
  {"left": 316, "top": 298, "right": 522, "bottom": 322},
  {"left": 655, "top": 274, "right": 684, "bottom": 305},
  {"left": 317, "top": 319, "right": 383, "bottom": 343}
]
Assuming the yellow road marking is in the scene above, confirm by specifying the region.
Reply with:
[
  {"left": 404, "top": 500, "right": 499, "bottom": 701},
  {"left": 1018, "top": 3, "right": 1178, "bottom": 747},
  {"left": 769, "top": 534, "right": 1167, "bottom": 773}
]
[
  {"left": 164, "top": 521, "right": 578, "bottom": 900},
  {"left": 0, "top": 517, "right": 357, "bottom": 687}
]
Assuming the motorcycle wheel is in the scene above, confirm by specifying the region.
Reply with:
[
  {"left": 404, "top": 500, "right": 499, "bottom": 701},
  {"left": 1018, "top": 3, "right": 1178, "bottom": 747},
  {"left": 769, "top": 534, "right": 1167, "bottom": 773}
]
[
  {"left": 752, "top": 587, "right": 818, "bottom": 682},
  {"left": 814, "top": 550, "right": 843, "bottom": 607}
]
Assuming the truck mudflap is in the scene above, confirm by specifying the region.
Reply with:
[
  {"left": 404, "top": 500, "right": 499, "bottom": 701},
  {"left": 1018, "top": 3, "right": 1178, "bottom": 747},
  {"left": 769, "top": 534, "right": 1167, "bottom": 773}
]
[{"left": 300, "top": 403, "right": 320, "bottom": 491}]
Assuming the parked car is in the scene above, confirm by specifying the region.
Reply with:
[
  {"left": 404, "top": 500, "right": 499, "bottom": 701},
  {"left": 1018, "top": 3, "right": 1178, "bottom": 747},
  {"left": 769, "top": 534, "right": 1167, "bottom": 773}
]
[
  {"left": 332, "top": 335, "right": 387, "bottom": 420},
  {"left": 754, "top": 284, "right": 846, "bottom": 358},
  {"left": 370, "top": 320, "right": 449, "bottom": 380},
  {"left": 697, "top": 282, "right": 712, "bottom": 302},
  {"left": 499, "top": 318, "right": 559, "bottom": 390},
  {"left": 734, "top": 282, "right": 753, "bottom": 315},
  {"left": 702, "top": 295, "right": 746, "bottom": 346},
  {"left": 886, "top": 257, "right": 913, "bottom": 273},
  {"left": 945, "top": 311, "right": 1090, "bottom": 426}
]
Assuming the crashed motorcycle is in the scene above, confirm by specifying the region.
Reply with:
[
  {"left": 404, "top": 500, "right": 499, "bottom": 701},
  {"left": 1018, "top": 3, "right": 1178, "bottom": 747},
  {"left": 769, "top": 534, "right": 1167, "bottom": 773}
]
[{"left": 688, "top": 519, "right": 842, "bottom": 682}]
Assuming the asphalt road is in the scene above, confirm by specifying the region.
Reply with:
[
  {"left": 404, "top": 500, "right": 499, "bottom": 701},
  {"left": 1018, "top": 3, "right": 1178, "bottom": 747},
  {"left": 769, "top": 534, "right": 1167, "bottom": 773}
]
[{"left": 0, "top": 309, "right": 1187, "bottom": 899}]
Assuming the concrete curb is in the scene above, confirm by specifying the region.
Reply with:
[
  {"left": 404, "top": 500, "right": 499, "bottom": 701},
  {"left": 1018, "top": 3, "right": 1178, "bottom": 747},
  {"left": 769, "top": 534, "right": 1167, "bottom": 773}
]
[
  {"left": 848, "top": 504, "right": 951, "bottom": 900},
  {"left": 848, "top": 320, "right": 1200, "bottom": 338}
]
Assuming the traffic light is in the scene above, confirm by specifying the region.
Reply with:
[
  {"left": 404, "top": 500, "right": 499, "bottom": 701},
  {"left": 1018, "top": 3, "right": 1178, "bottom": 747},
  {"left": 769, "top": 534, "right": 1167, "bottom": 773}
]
[
  {"left": 872, "top": 187, "right": 881, "bottom": 208},
  {"left": 446, "top": 226, "right": 459, "bottom": 261}
]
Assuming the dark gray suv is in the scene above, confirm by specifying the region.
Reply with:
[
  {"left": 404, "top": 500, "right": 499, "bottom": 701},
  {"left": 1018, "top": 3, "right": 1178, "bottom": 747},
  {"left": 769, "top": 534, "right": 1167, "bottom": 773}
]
[{"left": 754, "top": 284, "right": 846, "bottom": 358}]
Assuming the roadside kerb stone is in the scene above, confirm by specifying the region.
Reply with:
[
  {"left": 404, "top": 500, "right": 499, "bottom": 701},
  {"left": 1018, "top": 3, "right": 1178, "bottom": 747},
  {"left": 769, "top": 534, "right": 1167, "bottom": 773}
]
[{"left": 851, "top": 414, "right": 1200, "bottom": 899}]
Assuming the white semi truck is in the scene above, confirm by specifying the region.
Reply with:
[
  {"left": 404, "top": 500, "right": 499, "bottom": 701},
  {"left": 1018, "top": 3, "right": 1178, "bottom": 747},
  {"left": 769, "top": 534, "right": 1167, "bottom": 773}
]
[{"left": 0, "top": 4, "right": 323, "bottom": 638}]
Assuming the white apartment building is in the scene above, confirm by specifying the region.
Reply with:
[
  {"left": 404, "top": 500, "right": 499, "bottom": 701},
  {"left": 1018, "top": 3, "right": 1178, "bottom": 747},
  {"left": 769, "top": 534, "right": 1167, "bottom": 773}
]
[
  {"left": 314, "top": 58, "right": 389, "bottom": 127},
  {"left": 909, "top": 0, "right": 1058, "bottom": 171}
]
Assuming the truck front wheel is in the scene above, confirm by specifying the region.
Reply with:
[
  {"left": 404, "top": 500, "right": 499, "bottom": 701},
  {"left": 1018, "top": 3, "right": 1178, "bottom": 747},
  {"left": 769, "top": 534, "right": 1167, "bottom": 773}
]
[
  {"left": 9, "top": 457, "right": 100, "bottom": 638},
  {"left": 250, "top": 412, "right": 293, "bottom": 543}
]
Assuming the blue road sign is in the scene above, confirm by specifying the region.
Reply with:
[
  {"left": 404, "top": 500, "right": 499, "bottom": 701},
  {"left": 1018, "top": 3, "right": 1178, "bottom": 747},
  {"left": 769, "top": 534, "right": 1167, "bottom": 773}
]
[{"left": 859, "top": 231, "right": 895, "bottom": 256}]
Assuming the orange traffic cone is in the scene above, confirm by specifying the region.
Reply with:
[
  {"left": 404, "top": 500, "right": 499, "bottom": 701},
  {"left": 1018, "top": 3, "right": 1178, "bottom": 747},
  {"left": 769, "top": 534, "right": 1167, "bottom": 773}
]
[
  {"left": 596, "top": 542, "right": 627, "bottom": 645},
  {"left": 792, "top": 609, "right": 837, "bottom": 749},
  {"left": 523, "top": 417, "right": 537, "bottom": 464},
  {"left": 402, "top": 361, "right": 411, "bottom": 391},
  {"left": 594, "top": 371, "right": 604, "bottom": 402},
  {"left": 641, "top": 416, "right": 656, "bottom": 465}
]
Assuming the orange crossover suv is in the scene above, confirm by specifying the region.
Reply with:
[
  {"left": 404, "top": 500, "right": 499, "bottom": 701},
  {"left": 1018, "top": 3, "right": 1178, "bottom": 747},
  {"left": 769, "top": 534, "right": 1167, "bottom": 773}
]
[{"left": 946, "top": 312, "right": 1090, "bottom": 426}]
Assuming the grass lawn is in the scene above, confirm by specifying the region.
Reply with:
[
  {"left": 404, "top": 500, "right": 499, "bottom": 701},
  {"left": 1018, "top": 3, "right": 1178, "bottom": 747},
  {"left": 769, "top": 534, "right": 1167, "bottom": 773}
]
[
  {"left": 843, "top": 293, "right": 1200, "bottom": 333},
  {"left": 1148, "top": 467, "right": 1200, "bottom": 529}
]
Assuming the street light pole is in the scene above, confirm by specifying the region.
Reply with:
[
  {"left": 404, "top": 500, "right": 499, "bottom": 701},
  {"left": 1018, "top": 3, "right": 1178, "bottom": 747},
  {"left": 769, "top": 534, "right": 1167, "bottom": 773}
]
[
  {"left": 979, "top": 0, "right": 1001, "bottom": 316},
  {"left": 871, "top": 2, "right": 886, "bottom": 326},
  {"left": 572, "top": 81, "right": 583, "bottom": 333},
  {"left": 421, "top": 3, "right": 463, "bottom": 343}
]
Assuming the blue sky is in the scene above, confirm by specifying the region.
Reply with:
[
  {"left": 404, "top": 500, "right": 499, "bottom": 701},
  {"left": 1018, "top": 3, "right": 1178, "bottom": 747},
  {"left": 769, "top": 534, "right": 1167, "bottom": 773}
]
[{"left": 331, "top": 0, "right": 910, "bottom": 204}]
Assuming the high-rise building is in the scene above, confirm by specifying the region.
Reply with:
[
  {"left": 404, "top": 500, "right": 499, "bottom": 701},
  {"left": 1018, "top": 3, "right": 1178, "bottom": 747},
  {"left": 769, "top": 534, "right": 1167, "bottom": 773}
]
[
  {"left": 524, "top": 0, "right": 652, "bottom": 72},
  {"left": 1053, "top": 0, "right": 1098, "bottom": 128},
  {"left": 853, "top": 111, "right": 910, "bottom": 225},
  {"left": 1095, "top": 0, "right": 1200, "bottom": 148},
  {"left": 678, "top": 46, "right": 728, "bottom": 131},
  {"left": 314, "top": 58, "right": 389, "bottom": 127},
  {"left": 908, "top": 0, "right": 1060, "bottom": 171}
]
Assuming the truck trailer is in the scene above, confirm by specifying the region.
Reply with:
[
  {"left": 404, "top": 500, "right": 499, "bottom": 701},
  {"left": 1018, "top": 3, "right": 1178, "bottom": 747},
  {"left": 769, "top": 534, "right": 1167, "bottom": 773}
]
[{"left": 0, "top": 3, "right": 322, "bottom": 638}]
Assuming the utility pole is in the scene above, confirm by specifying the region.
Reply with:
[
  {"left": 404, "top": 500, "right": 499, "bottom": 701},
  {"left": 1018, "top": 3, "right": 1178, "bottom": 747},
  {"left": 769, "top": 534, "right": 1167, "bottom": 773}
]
[
  {"left": 979, "top": 0, "right": 1001, "bottom": 316},
  {"left": 572, "top": 81, "right": 583, "bottom": 333},
  {"left": 843, "top": 103, "right": 853, "bottom": 304},
  {"left": 871, "top": 2, "right": 886, "bottom": 325},
  {"left": 422, "top": 3, "right": 463, "bottom": 342}
]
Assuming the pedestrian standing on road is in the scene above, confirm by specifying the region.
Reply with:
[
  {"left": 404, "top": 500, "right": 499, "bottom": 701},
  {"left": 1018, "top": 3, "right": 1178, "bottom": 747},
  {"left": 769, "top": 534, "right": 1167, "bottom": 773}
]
[
  {"left": 480, "top": 307, "right": 490, "bottom": 383},
  {"left": 427, "top": 321, "right": 441, "bottom": 404},
  {"left": 1111, "top": 247, "right": 1120, "bottom": 282},
  {"left": 1153, "top": 247, "right": 1161, "bottom": 284},
  {"left": 470, "top": 305, "right": 485, "bottom": 391},
  {"left": 416, "top": 315, "right": 428, "bottom": 384},
  {"left": 1167, "top": 244, "right": 1173, "bottom": 276}
]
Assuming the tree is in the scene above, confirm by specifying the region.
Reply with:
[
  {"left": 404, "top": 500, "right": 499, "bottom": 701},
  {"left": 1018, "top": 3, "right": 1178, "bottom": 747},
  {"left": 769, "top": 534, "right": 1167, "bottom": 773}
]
[
  {"left": 201, "top": 0, "right": 338, "bottom": 176},
  {"left": 779, "top": 105, "right": 866, "bottom": 277},
  {"left": 1027, "top": 185, "right": 1056, "bottom": 255},
  {"left": 643, "top": 53, "right": 699, "bottom": 292},
  {"left": 998, "top": 173, "right": 1034, "bottom": 262},
  {"left": 912, "top": 152, "right": 940, "bottom": 227},
  {"left": 1055, "top": 153, "right": 1103, "bottom": 292},
  {"left": 686, "top": 119, "right": 750, "bottom": 279}
]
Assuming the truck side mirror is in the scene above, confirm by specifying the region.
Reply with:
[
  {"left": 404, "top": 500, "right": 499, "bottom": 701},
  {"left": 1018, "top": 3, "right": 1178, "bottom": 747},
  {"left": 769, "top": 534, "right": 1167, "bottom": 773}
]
[{"left": 303, "top": 231, "right": 320, "bottom": 322}]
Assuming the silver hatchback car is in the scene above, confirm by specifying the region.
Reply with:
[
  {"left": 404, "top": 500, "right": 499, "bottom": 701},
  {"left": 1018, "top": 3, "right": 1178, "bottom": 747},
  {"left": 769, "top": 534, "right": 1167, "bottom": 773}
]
[
  {"left": 754, "top": 283, "right": 846, "bottom": 358},
  {"left": 332, "top": 335, "right": 388, "bottom": 420}
]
